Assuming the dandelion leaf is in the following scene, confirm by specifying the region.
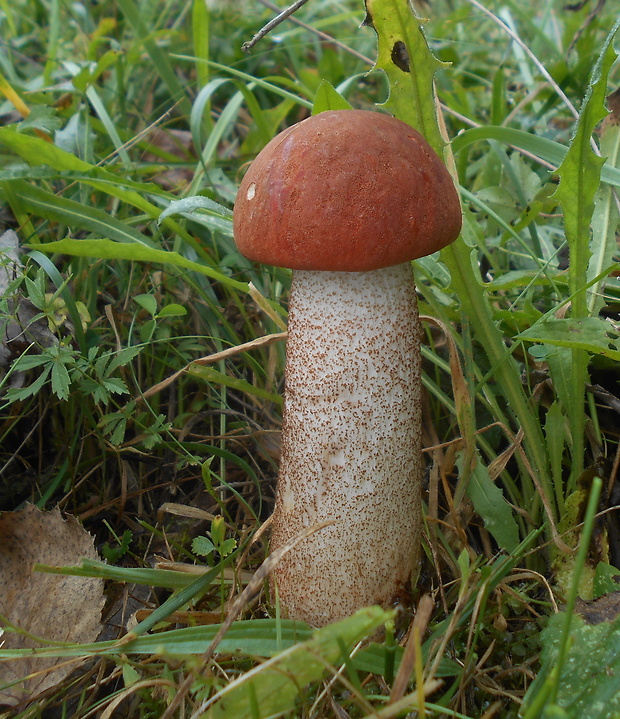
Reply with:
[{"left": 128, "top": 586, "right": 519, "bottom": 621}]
[
  {"left": 461, "top": 451, "right": 519, "bottom": 553},
  {"left": 553, "top": 19, "right": 620, "bottom": 307},
  {"left": 589, "top": 87, "right": 620, "bottom": 316},
  {"left": 521, "top": 317, "right": 620, "bottom": 362},
  {"left": 364, "top": 0, "right": 446, "bottom": 156}
]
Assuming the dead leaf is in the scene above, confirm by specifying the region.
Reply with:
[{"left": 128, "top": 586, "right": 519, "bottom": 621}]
[
  {"left": 142, "top": 128, "right": 195, "bottom": 190},
  {"left": 599, "top": 87, "right": 620, "bottom": 136},
  {"left": 575, "top": 591, "right": 620, "bottom": 625},
  {"left": 0, "top": 505, "right": 104, "bottom": 706}
]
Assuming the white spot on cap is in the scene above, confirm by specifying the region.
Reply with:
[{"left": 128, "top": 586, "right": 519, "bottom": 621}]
[{"left": 246, "top": 183, "right": 256, "bottom": 200}]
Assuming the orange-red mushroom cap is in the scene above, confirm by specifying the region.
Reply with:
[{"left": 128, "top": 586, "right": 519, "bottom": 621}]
[{"left": 233, "top": 110, "right": 462, "bottom": 272}]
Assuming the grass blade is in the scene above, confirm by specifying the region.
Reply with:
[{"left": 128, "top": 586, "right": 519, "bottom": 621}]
[
  {"left": 11, "top": 180, "right": 158, "bottom": 248},
  {"left": 115, "top": 0, "right": 191, "bottom": 116},
  {"left": 29, "top": 238, "right": 248, "bottom": 292}
]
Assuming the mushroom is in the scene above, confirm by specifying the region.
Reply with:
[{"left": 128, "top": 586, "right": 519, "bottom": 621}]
[{"left": 233, "top": 109, "right": 461, "bottom": 626}]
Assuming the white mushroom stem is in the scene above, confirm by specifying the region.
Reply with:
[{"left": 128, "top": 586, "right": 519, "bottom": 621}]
[{"left": 270, "top": 263, "right": 422, "bottom": 626}]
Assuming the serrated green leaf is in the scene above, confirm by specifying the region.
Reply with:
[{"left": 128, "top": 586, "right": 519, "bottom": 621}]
[
  {"left": 109, "top": 416, "right": 128, "bottom": 444},
  {"left": 461, "top": 451, "right": 519, "bottom": 553},
  {"left": 312, "top": 79, "right": 353, "bottom": 114},
  {"left": 107, "top": 346, "right": 142, "bottom": 374},
  {"left": 92, "top": 385, "right": 110, "bottom": 405},
  {"left": 218, "top": 538, "right": 237, "bottom": 557},
  {"left": 12, "top": 353, "right": 50, "bottom": 371},
  {"left": 520, "top": 317, "right": 620, "bottom": 361},
  {"left": 553, "top": 19, "right": 620, "bottom": 316},
  {"left": 24, "top": 275, "right": 45, "bottom": 309},
  {"left": 589, "top": 104, "right": 620, "bottom": 315},
  {"left": 364, "top": 0, "right": 446, "bottom": 156},
  {"left": 527, "top": 30, "right": 620, "bottom": 493},
  {"left": 529, "top": 345, "right": 574, "bottom": 424},
  {"left": 204, "top": 607, "right": 392, "bottom": 719},
  {"left": 4, "top": 364, "right": 51, "bottom": 404},
  {"left": 103, "top": 378, "right": 129, "bottom": 395},
  {"left": 192, "top": 536, "right": 216, "bottom": 557},
  {"left": 51, "top": 360, "right": 71, "bottom": 400}
]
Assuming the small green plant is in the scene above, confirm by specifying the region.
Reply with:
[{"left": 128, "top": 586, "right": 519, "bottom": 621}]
[
  {"left": 2, "top": 343, "right": 140, "bottom": 406},
  {"left": 101, "top": 525, "right": 133, "bottom": 563},
  {"left": 133, "top": 293, "right": 187, "bottom": 344},
  {"left": 192, "top": 515, "right": 237, "bottom": 560}
]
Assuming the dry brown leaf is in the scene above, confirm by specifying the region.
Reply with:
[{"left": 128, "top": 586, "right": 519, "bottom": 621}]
[
  {"left": 0, "top": 504, "right": 104, "bottom": 706},
  {"left": 575, "top": 591, "right": 620, "bottom": 625},
  {"left": 142, "top": 128, "right": 195, "bottom": 190}
]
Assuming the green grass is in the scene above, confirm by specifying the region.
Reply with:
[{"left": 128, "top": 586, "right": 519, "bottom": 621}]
[{"left": 1, "top": 0, "right": 619, "bottom": 716}]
